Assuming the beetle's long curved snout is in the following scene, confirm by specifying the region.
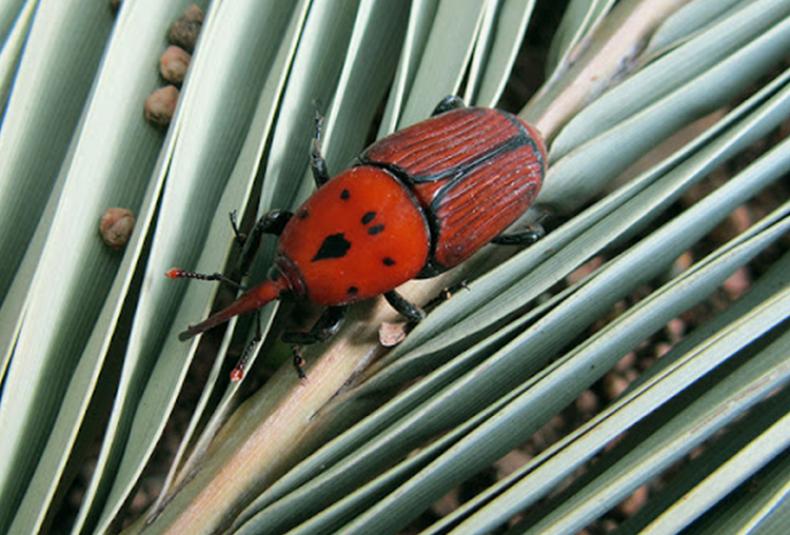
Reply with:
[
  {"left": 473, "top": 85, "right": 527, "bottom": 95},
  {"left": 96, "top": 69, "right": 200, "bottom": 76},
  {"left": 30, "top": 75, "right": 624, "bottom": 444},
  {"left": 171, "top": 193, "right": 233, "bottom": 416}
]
[{"left": 178, "top": 277, "right": 289, "bottom": 341}]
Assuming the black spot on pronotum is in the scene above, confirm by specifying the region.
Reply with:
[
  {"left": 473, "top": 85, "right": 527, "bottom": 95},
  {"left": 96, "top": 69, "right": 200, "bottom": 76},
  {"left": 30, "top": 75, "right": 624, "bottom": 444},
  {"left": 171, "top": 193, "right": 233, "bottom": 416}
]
[
  {"left": 361, "top": 211, "right": 376, "bottom": 224},
  {"left": 298, "top": 208, "right": 309, "bottom": 219},
  {"left": 347, "top": 286, "right": 358, "bottom": 296},
  {"left": 340, "top": 189, "right": 350, "bottom": 200},
  {"left": 368, "top": 224, "right": 385, "bottom": 235},
  {"left": 383, "top": 257, "right": 396, "bottom": 266},
  {"left": 312, "top": 233, "right": 351, "bottom": 261}
]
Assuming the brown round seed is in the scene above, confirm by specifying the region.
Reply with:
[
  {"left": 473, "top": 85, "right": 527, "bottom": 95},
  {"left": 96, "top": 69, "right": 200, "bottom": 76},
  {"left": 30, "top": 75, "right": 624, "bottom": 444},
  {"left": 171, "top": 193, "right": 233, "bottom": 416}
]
[
  {"left": 168, "top": 6, "right": 203, "bottom": 53},
  {"left": 100, "top": 207, "right": 135, "bottom": 249},
  {"left": 182, "top": 3, "right": 205, "bottom": 23},
  {"left": 144, "top": 85, "right": 179, "bottom": 127},
  {"left": 160, "top": 45, "right": 191, "bottom": 85}
]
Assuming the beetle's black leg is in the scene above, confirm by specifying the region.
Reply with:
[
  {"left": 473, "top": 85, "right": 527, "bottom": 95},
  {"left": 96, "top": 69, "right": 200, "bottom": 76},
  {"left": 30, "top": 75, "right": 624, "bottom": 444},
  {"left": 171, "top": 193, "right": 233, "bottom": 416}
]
[
  {"left": 432, "top": 95, "right": 466, "bottom": 116},
  {"left": 310, "top": 111, "right": 330, "bottom": 188},
  {"left": 229, "top": 210, "right": 245, "bottom": 245},
  {"left": 230, "top": 311, "right": 263, "bottom": 381},
  {"left": 282, "top": 305, "right": 347, "bottom": 345},
  {"left": 292, "top": 346, "right": 307, "bottom": 380},
  {"left": 385, "top": 290, "right": 426, "bottom": 323},
  {"left": 491, "top": 224, "right": 545, "bottom": 246},
  {"left": 168, "top": 209, "right": 291, "bottom": 300},
  {"left": 167, "top": 210, "right": 291, "bottom": 288},
  {"left": 237, "top": 209, "right": 293, "bottom": 277}
]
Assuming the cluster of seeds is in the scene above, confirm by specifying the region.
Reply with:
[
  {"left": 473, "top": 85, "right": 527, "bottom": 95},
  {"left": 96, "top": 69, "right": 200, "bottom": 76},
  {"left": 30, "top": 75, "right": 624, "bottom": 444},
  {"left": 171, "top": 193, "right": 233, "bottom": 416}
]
[
  {"left": 143, "top": 4, "right": 204, "bottom": 128},
  {"left": 100, "top": 4, "right": 204, "bottom": 249}
]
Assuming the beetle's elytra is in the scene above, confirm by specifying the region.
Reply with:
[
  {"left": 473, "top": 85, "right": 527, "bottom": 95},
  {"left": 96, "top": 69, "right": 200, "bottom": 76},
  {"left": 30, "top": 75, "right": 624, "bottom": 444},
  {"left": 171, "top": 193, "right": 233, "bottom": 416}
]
[{"left": 168, "top": 97, "right": 547, "bottom": 378}]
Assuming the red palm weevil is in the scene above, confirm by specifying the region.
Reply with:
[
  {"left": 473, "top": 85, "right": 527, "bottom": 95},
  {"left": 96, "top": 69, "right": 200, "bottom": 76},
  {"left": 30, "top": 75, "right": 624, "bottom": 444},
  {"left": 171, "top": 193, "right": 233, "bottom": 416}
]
[{"left": 168, "top": 96, "right": 547, "bottom": 379}]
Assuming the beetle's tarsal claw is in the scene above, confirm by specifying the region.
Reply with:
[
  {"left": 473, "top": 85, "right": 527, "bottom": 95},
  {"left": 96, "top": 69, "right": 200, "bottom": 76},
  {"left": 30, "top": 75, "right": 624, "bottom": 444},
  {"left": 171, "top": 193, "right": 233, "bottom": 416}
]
[{"left": 292, "top": 347, "right": 307, "bottom": 379}]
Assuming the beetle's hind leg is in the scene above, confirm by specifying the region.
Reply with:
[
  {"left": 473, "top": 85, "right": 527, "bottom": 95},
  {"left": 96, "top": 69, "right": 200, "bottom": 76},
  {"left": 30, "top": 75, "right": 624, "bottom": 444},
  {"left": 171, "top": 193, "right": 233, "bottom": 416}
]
[
  {"left": 492, "top": 224, "right": 545, "bottom": 246},
  {"left": 310, "top": 110, "right": 331, "bottom": 188},
  {"left": 385, "top": 290, "right": 426, "bottom": 323},
  {"left": 432, "top": 95, "right": 466, "bottom": 116}
]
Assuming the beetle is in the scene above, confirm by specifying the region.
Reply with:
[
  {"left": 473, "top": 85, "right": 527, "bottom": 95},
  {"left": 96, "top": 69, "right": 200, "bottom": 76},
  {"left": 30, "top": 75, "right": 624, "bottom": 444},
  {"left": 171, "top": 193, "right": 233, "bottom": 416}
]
[{"left": 168, "top": 96, "right": 547, "bottom": 379}]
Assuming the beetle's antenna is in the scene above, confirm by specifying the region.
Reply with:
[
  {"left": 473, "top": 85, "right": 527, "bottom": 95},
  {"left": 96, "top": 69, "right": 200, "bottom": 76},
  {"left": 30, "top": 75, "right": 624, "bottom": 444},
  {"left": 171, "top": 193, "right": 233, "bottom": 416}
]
[
  {"left": 177, "top": 277, "right": 289, "bottom": 341},
  {"left": 165, "top": 268, "right": 245, "bottom": 290}
]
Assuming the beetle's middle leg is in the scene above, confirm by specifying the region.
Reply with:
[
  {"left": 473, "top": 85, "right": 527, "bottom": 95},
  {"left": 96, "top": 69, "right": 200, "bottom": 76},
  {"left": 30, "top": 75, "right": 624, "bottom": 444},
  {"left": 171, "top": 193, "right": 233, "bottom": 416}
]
[
  {"left": 310, "top": 110, "right": 330, "bottom": 188},
  {"left": 385, "top": 290, "right": 426, "bottom": 323},
  {"left": 432, "top": 95, "right": 466, "bottom": 116}
]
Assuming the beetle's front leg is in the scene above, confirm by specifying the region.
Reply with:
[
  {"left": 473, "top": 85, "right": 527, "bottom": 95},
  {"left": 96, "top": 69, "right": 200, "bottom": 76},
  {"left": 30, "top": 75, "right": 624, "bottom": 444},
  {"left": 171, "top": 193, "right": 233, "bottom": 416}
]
[
  {"left": 491, "top": 224, "right": 545, "bottom": 246},
  {"left": 282, "top": 305, "right": 346, "bottom": 345},
  {"left": 385, "top": 290, "right": 426, "bottom": 323},
  {"left": 310, "top": 111, "right": 330, "bottom": 188},
  {"left": 283, "top": 305, "right": 347, "bottom": 379},
  {"left": 166, "top": 210, "right": 291, "bottom": 288},
  {"left": 432, "top": 95, "right": 466, "bottom": 116},
  {"left": 237, "top": 209, "right": 293, "bottom": 277}
]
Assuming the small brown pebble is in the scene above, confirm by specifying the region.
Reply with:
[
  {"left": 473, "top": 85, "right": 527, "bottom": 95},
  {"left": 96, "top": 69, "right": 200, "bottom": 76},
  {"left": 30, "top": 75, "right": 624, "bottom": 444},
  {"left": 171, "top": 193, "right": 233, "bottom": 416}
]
[
  {"left": 689, "top": 445, "right": 706, "bottom": 460},
  {"left": 495, "top": 450, "right": 532, "bottom": 478},
  {"left": 639, "top": 355, "right": 656, "bottom": 371},
  {"left": 129, "top": 487, "right": 148, "bottom": 512},
  {"left": 604, "top": 432, "right": 625, "bottom": 452},
  {"left": 432, "top": 488, "right": 459, "bottom": 517},
  {"left": 723, "top": 267, "right": 750, "bottom": 300},
  {"left": 673, "top": 251, "right": 693, "bottom": 274},
  {"left": 604, "top": 372, "right": 628, "bottom": 400},
  {"left": 567, "top": 256, "right": 603, "bottom": 285},
  {"left": 730, "top": 206, "right": 752, "bottom": 233},
  {"left": 160, "top": 46, "right": 191, "bottom": 84},
  {"left": 614, "top": 351, "right": 636, "bottom": 373},
  {"left": 144, "top": 85, "right": 179, "bottom": 127},
  {"left": 575, "top": 389, "right": 599, "bottom": 415},
  {"left": 617, "top": 485, "right": 649, "bottom": 517},
  {"left": 712, "top": 206, "right": 752, "bottom": 243},
  {"left": 100, "top": 208, "right": 135, "bottom": 249},
  {"left": 378, "top": 321, "right": 407, "bottom": 347},
  {"left": 665, "top": 318, "right": 685, "bottom": 343},
  {"left": 654, "top": 342, "right": 672, "bottom": 359}
]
